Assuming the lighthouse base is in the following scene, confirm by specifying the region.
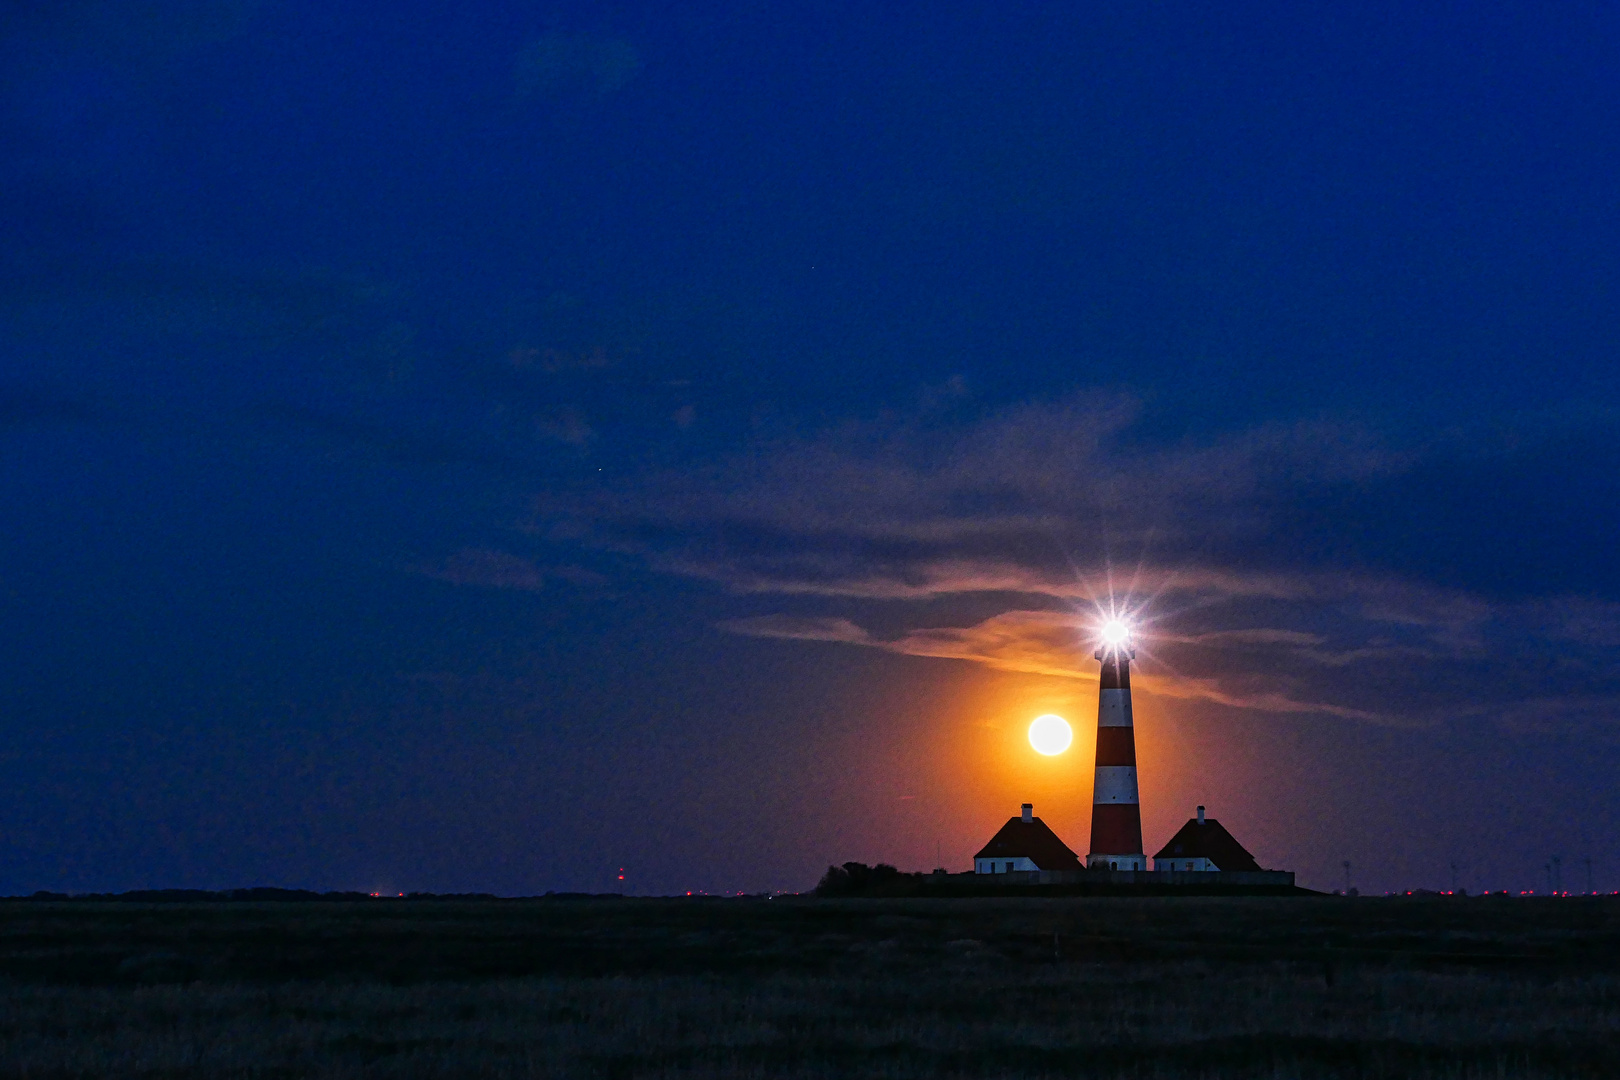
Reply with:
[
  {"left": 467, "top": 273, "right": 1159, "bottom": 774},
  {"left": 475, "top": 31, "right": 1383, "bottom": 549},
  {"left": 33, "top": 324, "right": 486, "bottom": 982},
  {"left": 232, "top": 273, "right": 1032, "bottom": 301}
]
[{"left": 1087, "top": 854, "right": 1146, "bottom": 871}]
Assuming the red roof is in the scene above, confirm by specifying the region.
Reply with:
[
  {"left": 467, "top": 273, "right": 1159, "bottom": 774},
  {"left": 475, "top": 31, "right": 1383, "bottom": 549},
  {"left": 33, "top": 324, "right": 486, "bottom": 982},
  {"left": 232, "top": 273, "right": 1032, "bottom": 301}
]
[
  {"left": 973, "top": 817, "right": 1082, "bottom": 871},
  {"left": 1152, "top": 817, "right": 1263, "bottom": 871}
]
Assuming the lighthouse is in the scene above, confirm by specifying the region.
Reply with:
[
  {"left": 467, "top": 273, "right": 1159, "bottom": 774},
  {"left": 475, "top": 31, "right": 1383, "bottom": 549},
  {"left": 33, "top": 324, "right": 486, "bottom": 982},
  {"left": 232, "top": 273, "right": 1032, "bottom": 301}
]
[{"left": 1088, "top": 621, "right": 1146, "bottom": 870}]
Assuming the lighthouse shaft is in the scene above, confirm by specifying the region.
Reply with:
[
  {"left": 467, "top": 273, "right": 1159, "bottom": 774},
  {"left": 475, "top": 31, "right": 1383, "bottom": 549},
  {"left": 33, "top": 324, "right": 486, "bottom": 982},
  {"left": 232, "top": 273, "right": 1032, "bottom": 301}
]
[{"left": 1088, "top": 649, "right": 1145, "bottom": 869}]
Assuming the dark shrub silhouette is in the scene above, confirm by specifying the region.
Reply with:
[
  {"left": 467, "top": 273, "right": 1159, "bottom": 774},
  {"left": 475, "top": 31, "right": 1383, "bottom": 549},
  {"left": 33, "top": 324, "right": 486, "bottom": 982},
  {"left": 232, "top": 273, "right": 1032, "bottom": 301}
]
[{"left": 815, "top": 862, "right": 911, "bottom": 897}]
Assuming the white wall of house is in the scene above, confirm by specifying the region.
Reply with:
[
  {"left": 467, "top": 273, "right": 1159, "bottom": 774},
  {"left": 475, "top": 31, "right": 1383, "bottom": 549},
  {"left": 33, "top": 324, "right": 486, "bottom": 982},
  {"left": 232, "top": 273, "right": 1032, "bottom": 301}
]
[
  {"left": 1153, "top": 857, "right": 1217, "bottom": 871},
  {"left": 975, "top": 857, "right": 1039, "bottom": 874}
]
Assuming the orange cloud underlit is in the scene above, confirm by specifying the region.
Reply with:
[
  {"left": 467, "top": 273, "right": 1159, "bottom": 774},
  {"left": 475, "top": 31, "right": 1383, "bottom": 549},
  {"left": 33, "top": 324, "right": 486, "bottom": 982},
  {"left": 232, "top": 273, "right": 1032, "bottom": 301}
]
[{"left": 722, "top": 611, "right": 1384, "bottom": 721}]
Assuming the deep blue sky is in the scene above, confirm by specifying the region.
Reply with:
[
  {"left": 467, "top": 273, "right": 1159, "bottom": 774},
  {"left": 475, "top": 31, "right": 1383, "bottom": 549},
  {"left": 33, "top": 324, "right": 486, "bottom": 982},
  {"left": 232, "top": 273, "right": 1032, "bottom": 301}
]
[{"left": 4, "top": 0, "right": 1618, "bottom": 896}]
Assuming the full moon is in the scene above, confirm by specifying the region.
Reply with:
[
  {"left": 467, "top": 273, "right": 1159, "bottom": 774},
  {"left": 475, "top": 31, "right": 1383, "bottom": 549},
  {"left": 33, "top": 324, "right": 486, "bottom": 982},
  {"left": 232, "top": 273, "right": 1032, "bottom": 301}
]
[{"left": 1028, "top": 714, "right": 1073, "bottom": 756}]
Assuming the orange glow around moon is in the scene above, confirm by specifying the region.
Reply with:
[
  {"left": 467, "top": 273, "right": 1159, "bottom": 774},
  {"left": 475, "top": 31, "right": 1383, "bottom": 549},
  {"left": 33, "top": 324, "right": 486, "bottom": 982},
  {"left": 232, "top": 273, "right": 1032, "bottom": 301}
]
[{"left": 1028, "top": 714, "right": 1073, "bottom": 756}]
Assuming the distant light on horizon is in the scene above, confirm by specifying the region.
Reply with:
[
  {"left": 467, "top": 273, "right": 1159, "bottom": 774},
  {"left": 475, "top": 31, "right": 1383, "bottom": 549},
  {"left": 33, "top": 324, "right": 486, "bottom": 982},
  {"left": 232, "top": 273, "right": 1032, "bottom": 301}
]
[{"left": 1028, "top": 714, "right": 1073, "bottom": 756}]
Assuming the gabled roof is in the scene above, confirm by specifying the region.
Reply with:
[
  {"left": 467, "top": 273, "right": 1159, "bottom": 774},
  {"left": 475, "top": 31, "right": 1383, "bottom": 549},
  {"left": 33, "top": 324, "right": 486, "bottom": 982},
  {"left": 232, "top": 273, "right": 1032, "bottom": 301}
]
[
  {"left": 1152, "top": 817, "right": 1262, "bottom": 871},
  {"left": 973, "top": 817, "right": 1082, "bottom": 871}
]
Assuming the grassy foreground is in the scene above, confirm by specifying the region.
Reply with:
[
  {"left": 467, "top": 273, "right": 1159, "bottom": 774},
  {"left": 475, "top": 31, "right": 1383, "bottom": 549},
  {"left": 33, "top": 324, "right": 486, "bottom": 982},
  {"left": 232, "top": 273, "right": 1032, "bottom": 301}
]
[{"left": 1, "top": 895, "right": 1617, "bottom": 1078}]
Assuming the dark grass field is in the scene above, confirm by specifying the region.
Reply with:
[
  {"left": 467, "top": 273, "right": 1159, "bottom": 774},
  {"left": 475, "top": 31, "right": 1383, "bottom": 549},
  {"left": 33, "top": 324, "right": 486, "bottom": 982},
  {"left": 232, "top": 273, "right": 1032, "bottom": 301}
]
[{"left": 2, "top": 895, "right": 1618, "bottom": 1078}]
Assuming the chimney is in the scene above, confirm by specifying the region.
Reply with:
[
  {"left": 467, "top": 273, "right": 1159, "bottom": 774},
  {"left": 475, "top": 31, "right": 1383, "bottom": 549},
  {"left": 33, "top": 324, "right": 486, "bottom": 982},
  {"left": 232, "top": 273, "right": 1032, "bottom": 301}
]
[
  {"left": 1197, "top": 805, "right": 1205, "bottom": 825},
  {"left": 1021, "top": 803, "right": 1033, "bottom": 823}
]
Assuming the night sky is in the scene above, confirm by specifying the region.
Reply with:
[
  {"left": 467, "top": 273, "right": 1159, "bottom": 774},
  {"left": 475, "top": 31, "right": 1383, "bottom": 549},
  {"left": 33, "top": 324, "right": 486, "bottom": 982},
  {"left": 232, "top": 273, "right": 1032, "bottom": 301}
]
[{"left": 5, "top": 1, "right": 1619, "bottom": 897}]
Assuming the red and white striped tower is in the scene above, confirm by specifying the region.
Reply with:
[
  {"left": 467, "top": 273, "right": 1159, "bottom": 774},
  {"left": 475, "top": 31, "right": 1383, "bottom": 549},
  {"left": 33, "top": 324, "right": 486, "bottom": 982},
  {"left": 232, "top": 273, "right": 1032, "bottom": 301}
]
[{"left": 1087, "top": 623, "right": 1145, "bottom": 870}]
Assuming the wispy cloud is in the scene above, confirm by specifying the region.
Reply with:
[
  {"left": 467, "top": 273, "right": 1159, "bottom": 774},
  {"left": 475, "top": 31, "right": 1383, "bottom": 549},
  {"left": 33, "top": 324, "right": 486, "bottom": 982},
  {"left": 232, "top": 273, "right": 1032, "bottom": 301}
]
[
  {"left": 413, "top": 548, "right": 608, "bottom": 593},
  {"left": 556, "top": 394, "right": 1620, "bottom": 729},
  {"left": 723, "top": 609, "right": 1388, "bottom": 721},
  {"left": 514, "top": 36, "right": 642, "bottom": 100},
  {"left": 0, "top": 384, "right": 104, "bottom": 427},
  {"left": 417, "top": 548, "right": 547, "bottom": 592}
]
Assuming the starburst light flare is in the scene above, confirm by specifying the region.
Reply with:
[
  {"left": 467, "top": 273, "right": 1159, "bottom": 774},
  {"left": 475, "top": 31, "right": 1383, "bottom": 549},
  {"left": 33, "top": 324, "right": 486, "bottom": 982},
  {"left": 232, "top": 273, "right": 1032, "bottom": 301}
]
[{"left": 1100, "top": 617, "right": 1132, "bottom": 651}]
